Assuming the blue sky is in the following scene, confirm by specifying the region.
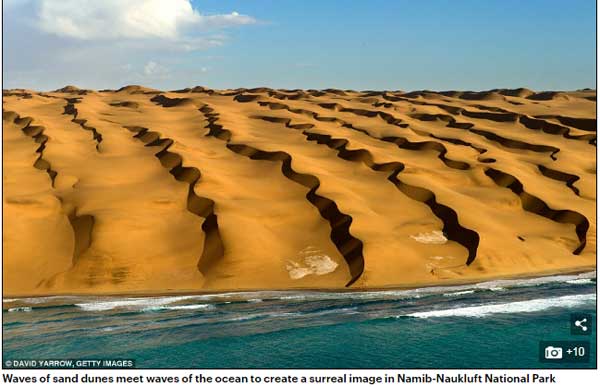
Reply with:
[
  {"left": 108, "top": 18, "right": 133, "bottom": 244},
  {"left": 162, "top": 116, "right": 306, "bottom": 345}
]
[{"left": 3, "top": 0, "right": 596, "bottom": 91}]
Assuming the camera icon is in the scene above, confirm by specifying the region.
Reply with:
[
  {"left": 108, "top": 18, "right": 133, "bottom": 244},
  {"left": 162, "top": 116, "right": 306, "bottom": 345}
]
[{"left": 544, "top": 346, "right": 563, "bottom": 360}]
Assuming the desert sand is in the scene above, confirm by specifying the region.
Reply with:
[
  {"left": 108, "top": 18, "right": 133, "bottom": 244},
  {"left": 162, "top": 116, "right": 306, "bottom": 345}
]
[{"left": 2, "top": 86, "right": 596, "bottom": 296}]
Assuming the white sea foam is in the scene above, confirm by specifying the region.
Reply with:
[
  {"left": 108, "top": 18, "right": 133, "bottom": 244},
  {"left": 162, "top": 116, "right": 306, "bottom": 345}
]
[
  {"left": 75, "top": 295, "right": 207, "bottom": 312},
  {"left": 142, "top": 304, "right": 215, "bottom": 312},
  {"left": 566, "top": 278, "right": 594, "bottom": 285},
  {"left": 405, "top": 293, "right": 596, "bottom": 319},
  {"left": 442, "top": 290, "right": 475, "bottom": 297},
  {"left": 225, "top": 314, "right": 263, "bottom": 322},
  {"left": 8, "top": 307, "right": 32, "bottom": 312},
  {"left": 410, "top": 230, "right": 448, "bottom": 244},
  {"left": 220, "top": 311, "right": 299, "bottom": 323},
  {"left": 472, "top": 271, "right": 596, "bottom": 291}
]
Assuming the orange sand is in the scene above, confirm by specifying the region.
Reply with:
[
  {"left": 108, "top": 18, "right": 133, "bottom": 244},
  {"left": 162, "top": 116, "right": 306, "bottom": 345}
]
[{"left": 2, "top": 86, "right": 596, "bottom": 296}]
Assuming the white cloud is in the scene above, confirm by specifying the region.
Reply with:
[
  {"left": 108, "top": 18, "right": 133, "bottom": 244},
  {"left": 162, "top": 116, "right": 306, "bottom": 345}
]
[
  {"left": 143, "top": 61, "right": 169, "bottom": 77},
  {"left": 35, "top": 0, "right": 256, "bottom": 47},
  {"left": 4, "top": 0, "right": 259, "bottom": 90},
  {"left": 201, "top": 12, "right": 256, "bottom": 29}
]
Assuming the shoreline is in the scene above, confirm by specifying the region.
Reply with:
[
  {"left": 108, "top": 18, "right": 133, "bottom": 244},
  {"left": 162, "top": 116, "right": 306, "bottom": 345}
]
[{"left": 3, "top": 265, "right": 596, "bottom": 301}]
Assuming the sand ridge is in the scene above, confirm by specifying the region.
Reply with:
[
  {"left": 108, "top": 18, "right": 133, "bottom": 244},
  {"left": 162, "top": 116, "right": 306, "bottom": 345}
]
[{"left": 2, "top": 86, "right": 596, "bottom": 296}]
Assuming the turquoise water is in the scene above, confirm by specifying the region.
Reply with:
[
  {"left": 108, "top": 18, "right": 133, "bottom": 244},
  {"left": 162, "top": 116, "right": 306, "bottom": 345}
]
[{"left": 3, "top": 273, "right": 596, "bottom": 368}]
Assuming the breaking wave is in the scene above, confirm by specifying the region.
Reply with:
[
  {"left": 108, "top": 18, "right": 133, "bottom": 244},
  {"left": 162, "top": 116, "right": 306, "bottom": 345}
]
[
  {"left": 74, "top": 296, "right": 209, "bottom": 312},
  {"left": 404, "top": 293, "right": 596, "bottom": 319}
]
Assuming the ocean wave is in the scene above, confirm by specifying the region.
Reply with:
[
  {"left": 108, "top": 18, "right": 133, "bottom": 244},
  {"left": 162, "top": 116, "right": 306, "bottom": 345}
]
[
  {"left": 100, "top": 326, "right": 120, "bottom": 332},
  {"left": 472, "top": 272, "right": 596, "bottom": 291},
  {"left": 223, "top": 314, "right": 263, "bottom": 322},
  {"left": 220, "top": 307, "right": 357, "bottom": 323},
  {"left": 566, "top": 278, "right": 594, "bottom": 285},
  {"left": 75, "top": 296, "right": 210, "bottom": 312},
  {"left": 442, "top": 290, "right": 475, "bottom": 297},
  {"left": 219, "top": 311, "right": 300, "bottom": 323},
  {"left": 7, "top": 307, "right": 32, "bottom": 312},
  {"left": 404, "top": 293, "right": 596, "bottom": 319},
  {"left": 142, "top": 304, "right": 215, "bottom": 312}
]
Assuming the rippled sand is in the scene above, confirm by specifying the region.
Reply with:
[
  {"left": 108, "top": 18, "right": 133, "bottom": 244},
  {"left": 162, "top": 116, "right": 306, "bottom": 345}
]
[{"left": 2, "top": 86, "right": 596, "bottom": 296}]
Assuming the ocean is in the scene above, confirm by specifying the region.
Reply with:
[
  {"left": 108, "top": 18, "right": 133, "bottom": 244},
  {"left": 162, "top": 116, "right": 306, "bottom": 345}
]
[{"left": 2, "top": 272, "right": 596, "bottom": 369}]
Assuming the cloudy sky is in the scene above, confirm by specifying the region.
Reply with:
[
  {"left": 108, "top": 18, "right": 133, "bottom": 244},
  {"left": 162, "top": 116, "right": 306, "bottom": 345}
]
[{"left": 3, "top": 0, "right": 596, "bottom": 91}]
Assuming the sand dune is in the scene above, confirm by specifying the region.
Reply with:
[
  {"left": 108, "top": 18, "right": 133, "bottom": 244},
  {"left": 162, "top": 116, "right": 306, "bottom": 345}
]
[{"left": 2, "top": 87, "right": 596, "bottom": 296}]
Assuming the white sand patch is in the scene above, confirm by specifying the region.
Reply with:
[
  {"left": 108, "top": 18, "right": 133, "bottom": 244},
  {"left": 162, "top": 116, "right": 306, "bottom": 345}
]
[
  {"left": 428, "top": 255, "right": 457, "bottom": 263},
  {"left": 286, "top": 264, "right": 313, "bottom": 280},
  {"left": 286, "top": 246, "right": 339, "bottom": 280},
  {"left": 410, "top": 230, "right": 448, "bottom": 244}
]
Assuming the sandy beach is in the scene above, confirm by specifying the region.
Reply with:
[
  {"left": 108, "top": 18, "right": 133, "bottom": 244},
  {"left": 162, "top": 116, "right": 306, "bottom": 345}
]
[{"left": 2, "top": 86, "right": 596, "bottom": 297}]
